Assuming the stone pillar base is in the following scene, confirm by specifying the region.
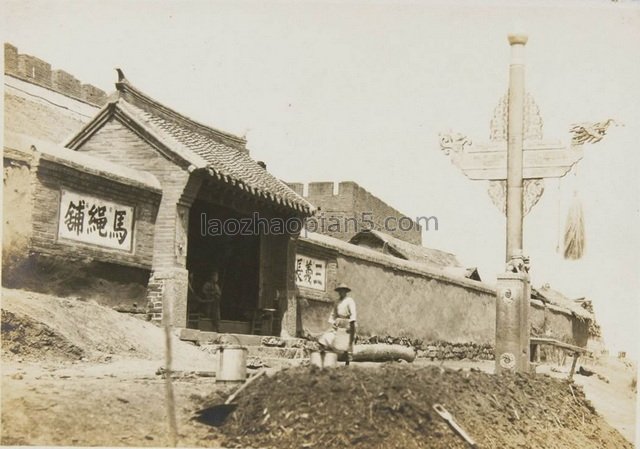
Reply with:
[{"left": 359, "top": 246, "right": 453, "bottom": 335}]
[
  {"left": 147, "top": 267, "right": 188, "bottom": 328},
  {"left": 495, "top": 272, "right": 530, "bottom": 374}
]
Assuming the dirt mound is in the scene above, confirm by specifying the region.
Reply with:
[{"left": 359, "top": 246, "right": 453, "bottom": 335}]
[
  {"left": 215, "top": 365, "right": 632, "bottom": 449},
  {"left": 1, "top": 288, "right": 216, "bottom": 370},
  {"left": 1, "top": 309, "right": 84, "bottom": 361}
]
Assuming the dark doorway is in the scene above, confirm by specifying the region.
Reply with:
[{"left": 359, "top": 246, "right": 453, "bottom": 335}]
[{"left": 187, "top": 199, "right": 260, "bottom": 333}]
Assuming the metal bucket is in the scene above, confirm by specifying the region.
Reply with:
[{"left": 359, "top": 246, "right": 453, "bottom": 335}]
[
  {"left": 310, "top": 350, "right": 338, "bottom": 369},
  {"left": 217, "top": 345, "right": 247, "bottom": 382}
]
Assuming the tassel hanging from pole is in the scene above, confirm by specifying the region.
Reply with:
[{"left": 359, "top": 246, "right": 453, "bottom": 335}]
[{"left": 563, "top": 191, "right": 586, "bottom": 260}]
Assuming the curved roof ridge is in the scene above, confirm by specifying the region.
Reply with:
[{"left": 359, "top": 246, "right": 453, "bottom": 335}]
[{"left": 115, "top": 77, "right": 247, "bottom": 149}]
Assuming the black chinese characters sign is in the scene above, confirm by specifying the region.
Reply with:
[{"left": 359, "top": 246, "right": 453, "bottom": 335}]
[
  {"left": 58, "top": 189, "right": 134, "bottom": 251},
  {"left": 294, "top": 254, "right": 326, "bottom": 291}
]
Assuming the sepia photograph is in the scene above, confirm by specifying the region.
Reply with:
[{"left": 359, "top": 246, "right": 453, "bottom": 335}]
[{"left": 1, "top": 0, "right": 638, "bottom": 448}]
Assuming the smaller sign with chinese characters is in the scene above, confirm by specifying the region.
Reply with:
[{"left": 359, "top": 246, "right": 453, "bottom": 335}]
[
  {"left": 295, "top": 254, "right": 326, "bottom": 291},
  {"left": 58, "top": 189, "right": 134, "bottom": 251}
]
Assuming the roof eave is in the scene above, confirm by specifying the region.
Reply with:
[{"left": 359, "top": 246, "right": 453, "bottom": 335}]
[{"left": 64, "top": 101, "right": 115, "bottom": 150}]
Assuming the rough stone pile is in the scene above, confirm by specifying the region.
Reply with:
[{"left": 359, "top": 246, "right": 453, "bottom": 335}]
[
  {"left": 357, "top": 335, "right": 494, "bottom": 361},
  {"left": 417, "top": 342, "right": 494, "bottom": 361}
]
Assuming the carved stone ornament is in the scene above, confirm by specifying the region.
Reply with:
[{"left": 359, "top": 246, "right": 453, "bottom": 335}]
[
  {"left": 439, "top": 132, "right": 472, "bottom": 163},
  {"left": 569, "top": 119, "right": 618, "bottom": 146},
  {"left": 486, "top": 93, "right": 545, "bottom": 215},
  {"left": 439, "top": 94, "right": 614, "bottom": 215},
  {"left": 490, "top": 93, "right": 544, "bottom": 143},
  {"left": 487, "top": 178, "right": 545, "bottom": 217},
  {"left": 499, "top": 352, "right": 516, "bottom": 370}
]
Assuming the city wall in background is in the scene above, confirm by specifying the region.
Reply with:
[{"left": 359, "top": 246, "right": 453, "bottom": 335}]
[
  {"left": 287, "top": 181, "right": 422, "bottom": 245},
  {"left": 4, "top": 43, "right": 108, "bottom": 107}
]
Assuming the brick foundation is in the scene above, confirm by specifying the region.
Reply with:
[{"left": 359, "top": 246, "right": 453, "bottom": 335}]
[{"left": 147, "top": 268, "right": 189, "bottom": 326}]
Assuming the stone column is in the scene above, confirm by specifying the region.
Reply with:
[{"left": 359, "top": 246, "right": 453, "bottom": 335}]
[
  {"left": 494, "top": 31, "right": 531, "bottom": 374},
  {"left": 495, "top": 272, "right": 530, "bottom": 374},
  {"left": 505, "top": 31, "right": 527, "bottom": 262},
  {"left": 280, "top": 234, "right": 299, "bottom": 338}
]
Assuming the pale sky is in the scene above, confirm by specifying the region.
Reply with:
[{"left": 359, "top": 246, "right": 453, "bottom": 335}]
[{"left": 3, "top": 0, "right": 639, "bottom": 358}]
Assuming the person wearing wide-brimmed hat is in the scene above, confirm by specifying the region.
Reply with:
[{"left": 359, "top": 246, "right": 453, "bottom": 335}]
[{"left": 320, "top": 283, "right": 357, "bottom": 365}]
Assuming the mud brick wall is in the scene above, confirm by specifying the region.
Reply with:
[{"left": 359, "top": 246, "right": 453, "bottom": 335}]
[
  {"left": 300, "top": 299, "right": 334, "bottom": 334},
  {"left": 5, "top": 43, "right": 107, "bottom": 106},
  {"left": 4, "top": 93, "right": 90, "bottom": 144},
  {"left": 530, "top": 303, "right": 590, "bottom": 348},
  {"left": 2, "top": 151, "right": 34, "bottom": 275},
  {"left": 296, "top": 236, "right": 586, "bottom": 352},
  {"left": 288, "top": 181, "right": 422, "bottom": 245},
  {"left": 5, "top": 43, "right": 101, "bottom": 144},
  {"left": 340, "top": 255, "right": 496, "bottom": 344}
]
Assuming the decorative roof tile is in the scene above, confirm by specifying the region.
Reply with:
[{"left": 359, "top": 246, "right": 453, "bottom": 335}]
[{"left": 66, "top": 74, "right": 314, "bottom": 215}]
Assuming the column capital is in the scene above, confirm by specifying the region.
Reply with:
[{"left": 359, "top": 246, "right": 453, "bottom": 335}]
[{"left": 508, "top": 33, "right": 528, "bottom": 46}]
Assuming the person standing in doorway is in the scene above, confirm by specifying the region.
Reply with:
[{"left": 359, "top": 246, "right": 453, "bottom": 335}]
[
  {"left": 328, "top": 283, "right": 357, "bottom": 365},
  {"left": 201, "top": 271, "right": 222, "bottom": 332}
]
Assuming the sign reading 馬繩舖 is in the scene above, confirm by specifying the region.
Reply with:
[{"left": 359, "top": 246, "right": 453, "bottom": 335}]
[
  {"left": 295, "top": 254, "right": 326, "bottom": 291},
  {"left": 58, "top": 189, "right": 134, "bottom": 251}
]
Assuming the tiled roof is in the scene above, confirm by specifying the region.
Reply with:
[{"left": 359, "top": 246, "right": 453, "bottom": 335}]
[
  {"left": 66, "top": 75, "right": 314, "bottom": 215},
  {"left": 349, "top": 229, "right": 461, "bottom": 268}
]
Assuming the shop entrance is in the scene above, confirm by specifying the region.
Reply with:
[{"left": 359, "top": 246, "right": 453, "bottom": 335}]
[{"left": 186, "top": 199, "right": 260, "bottom": 333}]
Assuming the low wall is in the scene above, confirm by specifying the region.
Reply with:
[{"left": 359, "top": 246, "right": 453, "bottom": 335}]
[
  {"left": 296, "top": 233, "right": 587, "bottom": 356},
  {"left": 2, "top": 152, "right": 33, "bottom": 277},
  {"left": 338, "top": 255, "right": 495, "bottom": 344}
]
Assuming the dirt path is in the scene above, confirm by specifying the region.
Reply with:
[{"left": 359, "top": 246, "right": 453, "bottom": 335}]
[
  {"left": 1, "top": 359, "right": 226, "bottom": 447},
  {"left": 543, "top": 357, "right": 637, "bottom": 443},
  {"left": 1, "top": 288, "right": 230, "bottom": 447}
]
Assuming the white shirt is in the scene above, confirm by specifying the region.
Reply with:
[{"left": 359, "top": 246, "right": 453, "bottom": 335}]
[{"left": 329, "top": 296, "right": 357, "bottom": 323}]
